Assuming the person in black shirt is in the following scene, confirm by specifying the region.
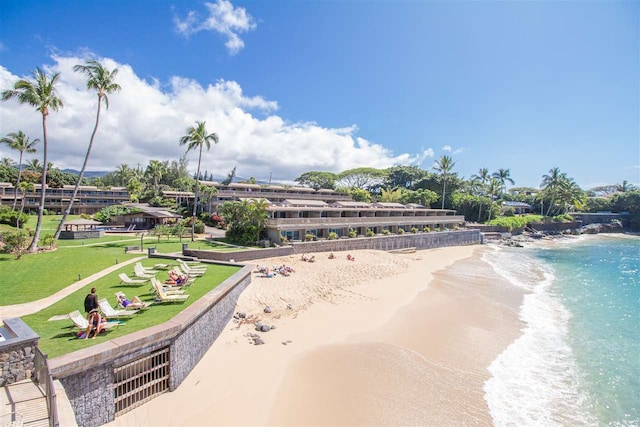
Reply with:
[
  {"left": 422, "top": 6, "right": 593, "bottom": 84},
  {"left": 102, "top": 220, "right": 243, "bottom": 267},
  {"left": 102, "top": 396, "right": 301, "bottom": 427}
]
[{"left": 84, "top": 287, "right": 98, "bottom": 313}]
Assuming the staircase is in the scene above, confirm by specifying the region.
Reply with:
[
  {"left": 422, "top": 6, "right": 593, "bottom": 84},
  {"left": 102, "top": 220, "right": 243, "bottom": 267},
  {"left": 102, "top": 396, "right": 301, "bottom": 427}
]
[{"left": 0, "top": 380, "right": 49, "bottom": 427}]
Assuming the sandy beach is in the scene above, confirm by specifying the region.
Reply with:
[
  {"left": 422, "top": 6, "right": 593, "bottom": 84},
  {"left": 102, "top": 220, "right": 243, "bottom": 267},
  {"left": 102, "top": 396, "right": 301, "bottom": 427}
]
[{"left": 107, "top": 245, "right": 525, "bottom": 426}]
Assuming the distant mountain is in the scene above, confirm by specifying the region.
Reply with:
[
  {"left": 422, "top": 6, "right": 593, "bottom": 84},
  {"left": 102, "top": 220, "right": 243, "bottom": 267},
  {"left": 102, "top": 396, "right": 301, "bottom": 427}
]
[{"left": 61, "top": 169, "right": 111, "bottom": 178}]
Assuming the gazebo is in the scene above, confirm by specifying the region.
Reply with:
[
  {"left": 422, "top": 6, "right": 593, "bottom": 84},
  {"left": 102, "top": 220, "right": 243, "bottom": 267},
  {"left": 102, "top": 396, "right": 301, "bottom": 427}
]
[{"left": 59, "top": 219, "right": 105, "bottom": 240}]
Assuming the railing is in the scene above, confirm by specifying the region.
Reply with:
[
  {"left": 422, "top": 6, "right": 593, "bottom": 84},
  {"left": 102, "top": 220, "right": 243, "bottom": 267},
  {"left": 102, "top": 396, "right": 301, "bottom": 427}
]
[
  {"left": 267, "top": 215, "right": 465, "bottom": 227},
  {"left": 215, "top": 190, "right": 353, "bottom": 201},
  {"left": 34, "top": 346, "right": 59, "bottom": 427}
]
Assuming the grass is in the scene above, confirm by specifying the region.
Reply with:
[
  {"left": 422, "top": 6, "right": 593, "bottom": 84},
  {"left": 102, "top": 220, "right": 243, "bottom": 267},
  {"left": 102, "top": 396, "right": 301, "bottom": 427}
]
[
  {"left": 21, "top": 259, "right": 240, "bottom": 358},
  {"left": 1, "top": 214, "right": 244, "bottom": 358}
]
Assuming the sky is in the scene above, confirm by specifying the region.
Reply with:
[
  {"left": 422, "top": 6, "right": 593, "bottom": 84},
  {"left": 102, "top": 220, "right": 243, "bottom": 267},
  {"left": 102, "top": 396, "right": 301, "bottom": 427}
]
[{"left": 0, "top": 0, "right": 638, "bottom": 189}]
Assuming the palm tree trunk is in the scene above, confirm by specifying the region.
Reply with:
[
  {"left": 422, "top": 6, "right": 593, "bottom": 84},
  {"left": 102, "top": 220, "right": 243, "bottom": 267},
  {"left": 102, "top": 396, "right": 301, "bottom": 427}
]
[
  {"left": 54, "top": 96, "right": 102, "bottom": 240},
  {"left": 28, "top": 114, "right": 48, "bottom": 253},
  {"left": 477, "top": 200, "right": 483, "bottom": 223},
  {"left": 441, "top": 176, "right": 447, "bottom": 210},
  {"left": 191, "top": 145, "right": 203, "bottom": 241},
  {"left": 12, "top": 152, "right": 24, "bottom": 210}
]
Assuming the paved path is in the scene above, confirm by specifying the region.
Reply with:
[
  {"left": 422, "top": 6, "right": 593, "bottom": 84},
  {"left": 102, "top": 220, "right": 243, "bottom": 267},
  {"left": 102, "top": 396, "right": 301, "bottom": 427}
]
[{"left": 0, "top": 257, "right": 144, "bottom": 322}]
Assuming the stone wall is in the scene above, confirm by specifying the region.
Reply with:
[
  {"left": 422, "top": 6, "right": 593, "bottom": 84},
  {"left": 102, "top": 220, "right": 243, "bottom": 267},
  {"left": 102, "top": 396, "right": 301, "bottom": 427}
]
[
  {"left": 0, "top": 318, "right": 39, "bottom": 386},
  {"left": 184, "top": 230, "right": 481, "bottom": 262},
  {"left": 59, "top": 230, "right": 105, "bottom": 240},
  {"left": 49, "top": 265, "right": 252, "bottom": 427}
]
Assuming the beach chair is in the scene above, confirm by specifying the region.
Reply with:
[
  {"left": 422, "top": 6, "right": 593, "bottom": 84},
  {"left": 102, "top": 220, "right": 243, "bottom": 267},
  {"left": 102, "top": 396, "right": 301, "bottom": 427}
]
[
  {"left": 177, "top": 263, "right": 206, "bottom": 277},
  {"left": 98, "top": 298, "right": 139, "bottom": 319},
  {"left": 153, "top": 263, "right": 170, "bottom": 270},
  {"left": 168, "top": 267, "right": 197, "bottom": 286},
  {"left": 68, "top": 310, "right": 120, "bottom": 334},
  {"left": 152, "top": 280, "right": 189, "bottom": 303},
  {"left": 133, "top": 263, "right": 156, "bottom": 279},
  {"left": 135, "top": 262, "right": 159, "bottom": 274},
  {"left": 151, "top": 277, "right": 187, "bottom": 295},
  {"left": 119, "top": 273, "right": 148, "bottom": 285}
]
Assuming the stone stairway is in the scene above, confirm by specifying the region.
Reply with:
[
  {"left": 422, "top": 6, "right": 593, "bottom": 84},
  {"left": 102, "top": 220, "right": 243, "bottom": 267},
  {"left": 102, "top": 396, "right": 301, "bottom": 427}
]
[{"left": 0, "top": 380, "right": 49, "bottom": 427}]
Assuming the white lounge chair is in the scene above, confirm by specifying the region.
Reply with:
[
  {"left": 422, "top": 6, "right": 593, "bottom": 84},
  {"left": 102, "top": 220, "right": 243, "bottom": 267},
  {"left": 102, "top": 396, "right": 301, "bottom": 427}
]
[
  {"left": 68, "top": 310, "right": 120, "bottom": 334},
  {"left": 98, "top": 298, "right": 139, "bottom": 318},
  {"left": 152, "top": 280, "right": 189, "bottom": 303},
  {"left": 119, "top": 273, "right": 148, "bottom": 285},
  {"left": 133, "top": 263, "right": 156, "bottom": 279},
  {"left": 135, "top": 262, "right": 159, "bottom": 274},
  {"left": 114, "top": 292, "right": 153, "bottom": 310},
  {"left": 151, "top": 277, "right": 186, "bottom": 295}
]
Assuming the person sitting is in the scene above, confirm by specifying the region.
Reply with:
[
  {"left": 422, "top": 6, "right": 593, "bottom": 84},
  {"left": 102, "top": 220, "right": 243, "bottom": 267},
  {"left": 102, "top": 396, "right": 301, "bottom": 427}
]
[
  {"left": 85, "top": 309, "right": 104, "bottom": 339},
  {"left": 116, "top": 293, "right": 146, "bottom": 309},
  {"left": 328, "top": 253, "right": 335, "bottom": 259},
  {"left": 347, "top": 254, "right": 355, "bottom": 261},
  {"left": 165, "top": 270, "right": 188, "bottom": 286},
  {"left": 301, "top": 254, "right": 308, "bottom": 262},
  {"left": 308, "top": 255, "right": 316, "bottom": 263}
]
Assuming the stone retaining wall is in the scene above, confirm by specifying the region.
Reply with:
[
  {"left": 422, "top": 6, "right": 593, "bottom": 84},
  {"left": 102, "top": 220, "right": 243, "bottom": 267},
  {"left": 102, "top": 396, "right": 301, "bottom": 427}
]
[
  {"left": 184, "top": 230, "right": 481, "bottom": 262},
  {"left": 49, "top": 265, "right": 252, "bottom": 427},
  {"left": 59, "top": 230, "right": 105, "bottom": 240},
  {"left": 0, "top": 318, "right": 39, "bottom": 386}
]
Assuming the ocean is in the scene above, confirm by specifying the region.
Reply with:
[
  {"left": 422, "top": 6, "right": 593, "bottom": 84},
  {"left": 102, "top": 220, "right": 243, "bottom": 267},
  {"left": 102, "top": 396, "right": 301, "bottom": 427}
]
[{"left": 483, "top": 234, "right": 640, "bottom": 426}]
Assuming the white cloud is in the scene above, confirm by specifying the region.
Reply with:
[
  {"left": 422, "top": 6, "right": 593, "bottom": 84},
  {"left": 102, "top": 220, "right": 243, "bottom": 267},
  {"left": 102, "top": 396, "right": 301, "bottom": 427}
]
[
  {"left": 442, "top": 145, "right": 451, "bottom": 152},
  {"left": 174, "top": 0, "right": 257, "bottom": 55},
  {"left": 0, "top": 55, "right": 430, "bottom": 182}
]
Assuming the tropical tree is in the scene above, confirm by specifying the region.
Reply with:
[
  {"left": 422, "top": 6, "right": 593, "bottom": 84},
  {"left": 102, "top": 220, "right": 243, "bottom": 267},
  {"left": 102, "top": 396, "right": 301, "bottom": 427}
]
[
  {"left": 114, "top": 163, "right": 132, "bottom": 186},
  {"left": 541, "top": 167, "right": 565, "bottom": 216},
  {"left": 379, "top": 187, "right": 403, "bottom": 202},
  {"left": 2, "top": 67, "right": 64, "bottom": 252},
  {"left": 218, "top": 199, "right": 269, "bottom": 246},
  {"left": 55, "top": 60, "right": 121, "bottom": 240},
  {"left": 486, "top": 178, "right": 502, "bottom": 221},
  {"left": 17, "top": 181, "right": 35, "bottom": 227},
  {"left": 1, "top": 130, "right": 39, "bottom": 209},
  {"left": 179, "top": 121, "right": 219, "bottom": 241},
  {"left": 433, "top": 155, "right": 455, "bottom": 209},
  {"left": 471, "top": 167, "right": 490, "bottom": 221},
  {"left": 0, "top": 157, "right": 14, "bottom": 168},
  {"left": 492, "top": 168, "right": 515, "bottom": 195},
  {"left": 294, "top": 171, "right": 337, "bottom": 190},
  {"left": 146, "top": 160, "right": 167, "bottom": 196},
  {"left": 556, "top": 177, "right": 586, "bottom": 214}
]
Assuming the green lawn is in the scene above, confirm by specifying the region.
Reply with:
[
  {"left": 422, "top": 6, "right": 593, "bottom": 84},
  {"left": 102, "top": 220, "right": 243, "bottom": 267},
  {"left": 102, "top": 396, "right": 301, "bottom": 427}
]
[
  {"left": 22, "top": 260, "right": 240, "bottom": 358},
  {"left": 1, "top": 215, "right": 245, "bottom": 358}
]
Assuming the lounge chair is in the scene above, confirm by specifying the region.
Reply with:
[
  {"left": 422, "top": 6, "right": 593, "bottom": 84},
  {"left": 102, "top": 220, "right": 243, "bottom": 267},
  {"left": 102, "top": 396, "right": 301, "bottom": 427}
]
[
  {"left": 151, "top": 277, "right": 186, "bottom": 295},
  {"left": 179, "top": 260, "right": 206, "bottom": 272},
  {"left": 152, "top": 280, "right": 189, "bottom": 303},
  {"left": 133, "top": 264, "right": 156, "bottom": 279},
  {"left": 177, "top": 263, "right": 206, "bottom": 277},
  {"left": 98, "top": 298, "right": 139, "bottom": 319},
  {"left": 119, "top": 273, "right": 148, "bottom": 285},
  {"left": 153, "top": 263, "right": 170, "bottom": 270},
  {"left": 68, "top": 310, "right": 120, "bottom": 334},
  {"left": 135, "top": 262, "right": 159, "bottom": 274}
]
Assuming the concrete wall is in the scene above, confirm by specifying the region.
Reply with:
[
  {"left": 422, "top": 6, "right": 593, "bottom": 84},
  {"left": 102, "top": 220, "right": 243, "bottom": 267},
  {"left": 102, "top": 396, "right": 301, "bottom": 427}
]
[
  {"left": 184, "top": 230, "right": 481, "bottom": 262},
  {"left": 49, "top": 265, "right": 252, "bottom": 427}
]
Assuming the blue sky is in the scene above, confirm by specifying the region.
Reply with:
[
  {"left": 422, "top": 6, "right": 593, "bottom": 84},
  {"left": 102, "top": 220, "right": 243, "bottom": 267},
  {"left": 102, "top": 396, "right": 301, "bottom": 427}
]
[{"left": 0, "top": 0, "right": 638, "bottom": 189}]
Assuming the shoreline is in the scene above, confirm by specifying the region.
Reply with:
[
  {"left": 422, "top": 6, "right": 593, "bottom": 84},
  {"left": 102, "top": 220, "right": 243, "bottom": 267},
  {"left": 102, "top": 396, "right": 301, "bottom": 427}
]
[{"left": 107, "top": 245, "right": 525, "bottom": 426}]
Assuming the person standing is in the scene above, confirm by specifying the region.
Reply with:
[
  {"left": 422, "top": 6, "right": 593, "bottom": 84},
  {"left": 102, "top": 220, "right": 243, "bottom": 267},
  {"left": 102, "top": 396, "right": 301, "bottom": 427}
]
[{"left": 84, "top": 287, "right": 98, "bottom": 313}]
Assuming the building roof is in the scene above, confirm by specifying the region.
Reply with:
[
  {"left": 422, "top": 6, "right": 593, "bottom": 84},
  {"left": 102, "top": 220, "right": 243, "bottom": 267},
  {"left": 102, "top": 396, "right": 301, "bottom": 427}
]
[
  {"left": 63, "top": 218, "right": 103, "bottom": 226},
  {"left": 503, "top": 201, "right": 532, "bottom": 208},
  {"left": 372, "top": 202, "right": 406, "bottom": 208},
  {"left": 331, "top": 201, "right": 370, "bottom": 208},
  {"left": 282, "top": 199, "right": 329, "bottom": 207}
]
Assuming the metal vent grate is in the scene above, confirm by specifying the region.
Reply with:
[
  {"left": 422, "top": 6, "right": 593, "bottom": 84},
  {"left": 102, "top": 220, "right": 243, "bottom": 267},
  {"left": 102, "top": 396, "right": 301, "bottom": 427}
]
[{"left": 114, "top": 347, "right": 170, "bottom": 416}]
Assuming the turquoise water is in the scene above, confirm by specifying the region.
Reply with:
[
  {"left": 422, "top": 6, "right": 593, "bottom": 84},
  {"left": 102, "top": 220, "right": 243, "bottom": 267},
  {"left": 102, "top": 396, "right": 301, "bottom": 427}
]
[{"left": 484, "top": 235, "right": 640, "bottom": 426}]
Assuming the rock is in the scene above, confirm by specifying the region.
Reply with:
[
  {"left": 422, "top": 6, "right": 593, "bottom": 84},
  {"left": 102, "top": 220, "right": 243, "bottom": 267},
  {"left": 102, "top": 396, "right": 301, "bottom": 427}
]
[
  {"left": 264, "top": 306, "right": 272, "bottom": 314},
  {"left": 270, "top": 325, "right": 276, "bottom": 330},
  {"left": 255, "top": 321, "right": 263, "bottom": 329},
  {"left": 282, "top": 342, "right": 288, "bottom": 345},
  {"left": 260, "top": 324, "right": 271, "bottom": 332},
  {"left": 286, "top": 304, "right": 292, "bottom": 310}
]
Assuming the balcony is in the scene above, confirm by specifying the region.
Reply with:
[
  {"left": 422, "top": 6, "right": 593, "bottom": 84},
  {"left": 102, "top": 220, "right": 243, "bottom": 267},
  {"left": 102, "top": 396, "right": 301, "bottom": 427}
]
[{"left": 266, "top": 215, "right": 465, "bottom": 228}]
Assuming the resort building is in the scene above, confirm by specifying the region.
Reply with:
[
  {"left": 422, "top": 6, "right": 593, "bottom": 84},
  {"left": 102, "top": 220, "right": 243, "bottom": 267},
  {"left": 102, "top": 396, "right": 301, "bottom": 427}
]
[
  {"left": 162, "top": 182, "right": 465, "bottom": 243},
  {"left": 0, "top": 183, "right": 130, "bottom": 215}
]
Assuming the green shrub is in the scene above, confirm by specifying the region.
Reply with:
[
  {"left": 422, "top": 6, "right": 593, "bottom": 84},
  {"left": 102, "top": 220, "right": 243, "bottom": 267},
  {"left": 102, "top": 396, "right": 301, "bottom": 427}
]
[
  {"left": 487, "top": 214, "right": 544, "bottom": 231},
  {"left": 305, "top": 233, "right": 315, "bottom": 241},
  {"left": 397, "top": 228, "right": 404, "bottom": 234},
  {"left": 348, "top": 228, "right": 357, "bottom": 238},
  {"left": 0, "top": 206, "right": 29, "bottom": 228},
  {"left": 553, "top": 214, "right": 574, "bottom": 222},
  {"left": 1, "top": 229, "right": 30, "bottom": 259},
  {"left": 411, "top": 227, "right": 418, "bottom": 233},
  {"left": 383, "top": 229, "right": 391, "bottom": 235},
  {"left": 423, "top": 226, "right": 431, "bottom": 233},
  {"left": 366, "top": 228, "right": 375, "bottom": 237},
  {"left": 502, "top": 206, "right": 516, "bottom": 217},
  {"left": 328, "top": 232, "right": 338, "bottom": 240}
]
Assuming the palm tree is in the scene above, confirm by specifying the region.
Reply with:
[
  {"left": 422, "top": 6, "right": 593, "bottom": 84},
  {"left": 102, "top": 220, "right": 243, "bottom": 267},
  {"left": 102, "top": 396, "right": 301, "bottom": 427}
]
[
  {"left": 433, "top": 155, "right": 455, "bottom": 209},
  {"left": 115, "top": 163, "right": 132, "bottom": 186},
  {"left": 17, "top": 181, "right": 35, "bottom": 227},
  {"left": 1, "top": 130, "right": 39, "bottom": 209},
  {"left": 2, "top": 67, "right": 64, "bottom": 252},
  {"left": 179, "top": 121, "right": 219, "bottom": 241},
  {"left": 471, "top": 167, "right": 490, "bottom": 222},
  {"left": 486, "top": 178, "right": 502, "bottom": 221},
  {"left": 492, "top": 168, "right": 515, "bottom": 195},
  {"left": 146, "top": 160, "right": 167, "bottom": 196},
  {"left": 54, "top": 60, "right": 121, "bottom": 239},
  {"left": 541, "top": 167, "right": 565, "bottom": 216},
  {"left": 25, "top": 158, "right": 43, "bottom": 172},
  {"left": 557, "top": 177, "right": 585, "bottom": 214}
]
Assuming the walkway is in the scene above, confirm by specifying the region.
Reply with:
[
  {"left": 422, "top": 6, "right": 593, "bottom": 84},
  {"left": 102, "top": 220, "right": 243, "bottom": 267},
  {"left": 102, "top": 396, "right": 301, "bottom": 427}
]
[
  {"left": 0, "top": 380, "right": 48, "bottom": 427},
  {"left": 0, "top": 257, "right": 144, "bottom": 322}
]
